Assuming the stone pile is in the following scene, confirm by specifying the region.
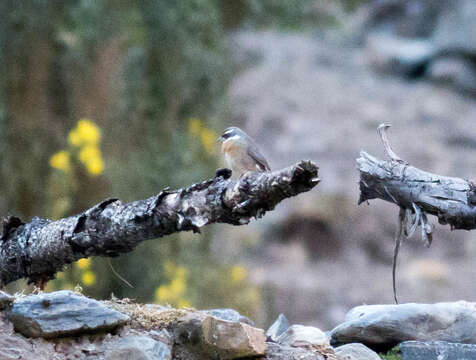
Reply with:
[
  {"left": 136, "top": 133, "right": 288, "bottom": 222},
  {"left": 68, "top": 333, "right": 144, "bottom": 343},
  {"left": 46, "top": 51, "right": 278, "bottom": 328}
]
[{"left": 2, "top": 290, "right": 476, "bottom": 359}]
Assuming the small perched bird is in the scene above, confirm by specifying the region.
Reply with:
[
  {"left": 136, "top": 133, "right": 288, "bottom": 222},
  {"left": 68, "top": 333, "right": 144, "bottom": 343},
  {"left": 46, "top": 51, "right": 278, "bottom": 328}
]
[{"left": 217, "top": 126, "right": 271, "bottom": 177}]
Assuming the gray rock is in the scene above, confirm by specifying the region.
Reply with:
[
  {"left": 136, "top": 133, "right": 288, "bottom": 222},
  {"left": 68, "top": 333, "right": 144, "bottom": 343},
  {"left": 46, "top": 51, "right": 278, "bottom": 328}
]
[
  {"left": 331, "top": 301, "right": 476, "bottom": 349},
  {"left": 0, "top": 290, "right": 13, "bottom": 310},
  {"left": 277, "top": 325, "right": 330, "bottom": 349},
  {"left": 203, "top": 308, "right": 254, "bottom": 325},
  {"left": 400, "top": 341, "right": 476, "bottom": 360},
  {"left": 358, "top": 0, "right": 445, "bottom": 38},
  {"left": 335, "top": 343, "right": 381, "bottom": 360},
  {"left": 432, "top": 0, "right": 476, "bottom": 54},
  {"left": 427, "top": 56, "right": 476, "bottom": 93},
  {"left": 365, "top": 33, "right": 435, "bottom": 77},
  {"left": 105, "top": 335, "right": 172, "bottom": 360},
  {"left": 266, "top": 313, "right": 290, "bottom": 342},
  {"left": 7, "top": 290, "right": 129, "bottom": 338},
  {"left": 148, "top": 328, "right": 173, "bottom": 347},
  {"left": 265, "top": 342, "right": 327, "bottom": 360}
]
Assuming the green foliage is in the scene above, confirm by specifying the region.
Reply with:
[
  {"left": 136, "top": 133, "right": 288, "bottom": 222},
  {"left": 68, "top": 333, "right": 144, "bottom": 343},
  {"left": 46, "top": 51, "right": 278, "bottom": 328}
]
[
  {"left": 0, "top": 0, "right": 360, "bottom": 321},
  {"left": 380, "top": 346, "right": 402, "bottom": 360}
]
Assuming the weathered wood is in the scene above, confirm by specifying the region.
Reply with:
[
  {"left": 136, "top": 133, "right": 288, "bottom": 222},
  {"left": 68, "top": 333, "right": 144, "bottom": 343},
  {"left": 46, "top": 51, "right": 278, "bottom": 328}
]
[
  {"left": 357, "top": 150, "right": 476, "bottom": 231},
  {"left": 0, "top": 161, "right": 319, "bottom": 286},
  {"left": 357, "top": 124, "right": 476, "bottom": 303}
]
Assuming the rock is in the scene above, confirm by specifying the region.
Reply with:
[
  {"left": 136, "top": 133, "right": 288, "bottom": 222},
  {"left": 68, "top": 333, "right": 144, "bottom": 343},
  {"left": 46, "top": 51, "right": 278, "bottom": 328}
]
[
  {"left": 200, "top": 316, "right": 266, "bottom": 359},
  {"left": 203, "top": 308, "right": 254, "bottom": 325},
  {"left": 148, "top": 328, "right": 173, "bottom": 347},
  {"left": 7, "top": 290, "right": 129, "bottom": 338},
  {"left": 400, "top": 341, "right": 476, "bottom": 360},
  {"left": 0, "top": 290, "right": 14, "bottom": 310},
  {"left": 263, "top": 342, "right": 327, "bottom": 360},
  {"left": 174, "top": 312, "right": 266, "bottom": 359},
  {"left": 358, "top": 0, "right": 445, "bottom": 38},
  {"left": 277, "top": 324, "right": 329, "bottom": 348},
  {"left": 266, "top": 314, "right": 290, "bottom": 342},
  {"left": 365, "top": 33, "right": 435, "bottom": 77},
  {"left": 334, "top": 343, "right": 381, "bottom": 360},
  {"left": 105, "top": 335, "right": 172, "bottom": 360},
  {"left": 331, "top": 301, "right": 476, "bottom": 350},
  {"left": 427, "top": 56, "right": 476, "bottom": 94},
  {"left": 432, "top": 0, "right": 476, "bottom": 54}
]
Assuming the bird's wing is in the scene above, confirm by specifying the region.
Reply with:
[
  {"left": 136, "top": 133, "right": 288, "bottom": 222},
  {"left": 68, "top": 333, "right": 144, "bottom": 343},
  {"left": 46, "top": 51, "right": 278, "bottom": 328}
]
[{"left": 247, "top": 141, "right": 271, "bottom": 171}]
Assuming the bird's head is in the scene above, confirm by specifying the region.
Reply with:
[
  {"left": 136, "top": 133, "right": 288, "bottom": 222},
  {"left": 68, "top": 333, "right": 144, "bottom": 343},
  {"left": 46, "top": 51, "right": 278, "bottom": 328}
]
[{"left": 217, "top": 127, "right": 247, "bottom": 144}]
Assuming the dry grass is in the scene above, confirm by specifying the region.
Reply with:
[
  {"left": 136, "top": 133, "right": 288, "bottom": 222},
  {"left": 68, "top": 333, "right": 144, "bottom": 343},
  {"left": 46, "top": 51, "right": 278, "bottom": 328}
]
[{"left": 103, "top": 297, "right": 194, "bottom": 330}]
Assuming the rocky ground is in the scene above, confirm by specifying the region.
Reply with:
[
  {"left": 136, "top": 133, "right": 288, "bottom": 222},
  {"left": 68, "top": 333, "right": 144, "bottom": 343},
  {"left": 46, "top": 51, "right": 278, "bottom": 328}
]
[
  {"left": 4, "top": 290, "right": 476, "bottom": 359},
  {"left": 214, "top": 27, "right": 476, "bottom": 330},
  {"left": 4, "top": 290, "right": 476, "bottom": 360}
]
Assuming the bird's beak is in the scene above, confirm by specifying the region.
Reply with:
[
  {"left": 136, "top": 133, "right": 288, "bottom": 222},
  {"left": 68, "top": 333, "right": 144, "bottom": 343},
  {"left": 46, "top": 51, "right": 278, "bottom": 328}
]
[{"left": 217, "top": 135, "right": 224, "bottom": 142}]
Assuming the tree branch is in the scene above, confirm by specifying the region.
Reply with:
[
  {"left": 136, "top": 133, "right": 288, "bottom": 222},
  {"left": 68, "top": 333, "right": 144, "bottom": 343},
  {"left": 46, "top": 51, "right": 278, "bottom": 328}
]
[
  {"left": 358, "top": 124, "right": 476, "bottom": 303},
  {"left": 0, "top": 161, "right": 319, "bottom": 286},
  {"left": 357, "top": 125, "right": 476, "bottom": 232}
]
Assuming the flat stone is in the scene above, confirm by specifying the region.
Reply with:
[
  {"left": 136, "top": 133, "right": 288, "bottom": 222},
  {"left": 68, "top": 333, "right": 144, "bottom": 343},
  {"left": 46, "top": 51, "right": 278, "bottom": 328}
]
[
  {"left": 331, "top": 301, "right": 476, "bottom": 350},
  {"left": 263, "top": 342, "right": 326, "bottom": 360},
  {"left": 277, "top": 324, "right": 329, "bottom": 348},
  {"left": 266, "top": 314, "right": 290, "bottom": 342},
  {"left": 7, "top": 290, "right": 129, "bottom": 338},
  {"left": 203, "top": 308, "right": 254, "bottom": 325},
  {"left": 105, "top": 335, "right": 172, "bottom": 360},
  {"left": 0, "top": 290, "right": 14, "bottom": 310},
  {"left": 400, "top": 341, "right": 476, "bottom": 360},
  {"left": 335, "top": 343, "right": 381, "bottom": 360},
  {"left": 174, "top": 312, "right": 266, "bottom": 359}
]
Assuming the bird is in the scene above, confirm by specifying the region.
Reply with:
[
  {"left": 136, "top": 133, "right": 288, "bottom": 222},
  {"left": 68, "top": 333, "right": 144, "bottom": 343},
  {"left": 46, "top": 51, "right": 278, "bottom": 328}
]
[{"left": 217, "top": 126, "right": 271, "bottom": 177}]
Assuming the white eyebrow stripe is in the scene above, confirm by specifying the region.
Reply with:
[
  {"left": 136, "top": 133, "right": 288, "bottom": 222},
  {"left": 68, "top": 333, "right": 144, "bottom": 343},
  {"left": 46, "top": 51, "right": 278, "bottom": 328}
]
[{"left": 223, "top": 135, "right": 240, "bottom": 144}]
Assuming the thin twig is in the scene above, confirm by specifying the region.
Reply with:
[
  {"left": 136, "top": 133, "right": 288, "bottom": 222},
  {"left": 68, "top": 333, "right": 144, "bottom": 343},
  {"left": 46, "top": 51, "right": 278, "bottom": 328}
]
[
  {"left": 108, "top": 258, "right": 134, "bottom": 288},
  {"left": 377, "top": 124, "right": 406, "bottom": 163},
  {"left": 393, "top": 207, "right": 405, "bottom": 304}
]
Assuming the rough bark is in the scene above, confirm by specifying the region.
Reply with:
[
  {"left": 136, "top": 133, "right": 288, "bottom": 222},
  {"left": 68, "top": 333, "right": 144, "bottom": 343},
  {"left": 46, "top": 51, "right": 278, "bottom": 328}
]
[{"left": 0, "top": 161, "right": 319, "bottom": 286}]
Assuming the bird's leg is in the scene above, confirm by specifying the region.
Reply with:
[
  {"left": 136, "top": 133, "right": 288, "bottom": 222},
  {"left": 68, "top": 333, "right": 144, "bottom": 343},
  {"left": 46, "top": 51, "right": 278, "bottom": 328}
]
[{"left": 34, "top": 279, "right": 48, "bottom": 293}]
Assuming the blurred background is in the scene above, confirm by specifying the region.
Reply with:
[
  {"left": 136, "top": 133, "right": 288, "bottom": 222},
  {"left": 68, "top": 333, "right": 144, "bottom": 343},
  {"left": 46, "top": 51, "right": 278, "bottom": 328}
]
[{"left": 2, "top": 0, "right": 476, "bottom": 331}]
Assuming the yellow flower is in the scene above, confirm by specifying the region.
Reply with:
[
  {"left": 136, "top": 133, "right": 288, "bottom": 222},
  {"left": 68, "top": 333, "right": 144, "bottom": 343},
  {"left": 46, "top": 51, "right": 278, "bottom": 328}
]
[
  {"left": 188, "top": 117, "right": 202, "bottom": 136},
  {"left": 200, "top": 127, "right": 216, "bottom": 155},
  {"left": 156, "top": 285, "right": 173, "bottom": 302},
  {"left": 85, "top": 157, "right": 104, "bottom": 175},
  {"left": 50, "top": 150, "right": 71, "bottom": 172},
  {"left": 77, "top": 119, "right": 101, "bottom": 145},
  {"left": 170, "top": 278, "right": 185, "bottom": 296},
  {"left": 68, "top": 119, "right": 101, "bottom": 146},
  {"left": 230, "top": 265, "right": 247, "bottom": 284},
  {"left": 76, "top": 258, "right": 91, "bottom": 270},
  {"left": 79, "top": 145, "right": 100, "bottom": 163},
  {"left": 82, "top": 271, "right": 96, "bottom": 286},
  {"left": 178, "top": 299, "right": 191, "bottom": 308},
  {"left": 78, "top": 145, "right": 105, "bottom": 175},
  {"left": 68, "top": 128, "right": 82, "bottom": 147}
]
